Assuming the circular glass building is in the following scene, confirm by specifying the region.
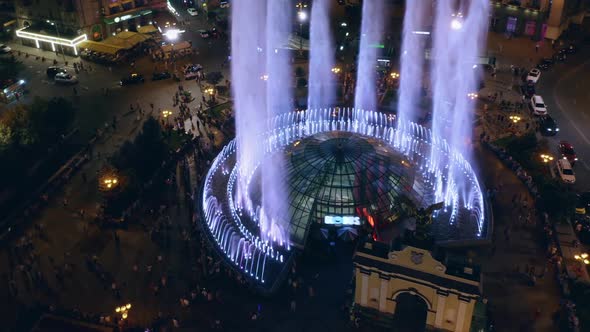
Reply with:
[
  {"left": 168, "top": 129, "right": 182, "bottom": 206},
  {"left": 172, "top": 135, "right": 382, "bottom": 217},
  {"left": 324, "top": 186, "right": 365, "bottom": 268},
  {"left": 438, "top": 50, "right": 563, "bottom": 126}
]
[{"left": 201, "top": 108, "right": 490, "bottom": 292}]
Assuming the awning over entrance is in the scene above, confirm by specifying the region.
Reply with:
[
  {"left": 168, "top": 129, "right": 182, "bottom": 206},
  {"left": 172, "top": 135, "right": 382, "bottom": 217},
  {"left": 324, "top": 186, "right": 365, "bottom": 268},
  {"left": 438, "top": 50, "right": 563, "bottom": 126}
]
[
  {"left": 103, "top": 31, "right": 151, "bottom": 49},
  {"left": 15, "top": 27, "right": 87, "bottom": 55},
  {"left": 78, "top": 40, "right": 124, "bottom": 55},
  {"left": 137, "top": 25, "right": 158, "bottom": 34}
]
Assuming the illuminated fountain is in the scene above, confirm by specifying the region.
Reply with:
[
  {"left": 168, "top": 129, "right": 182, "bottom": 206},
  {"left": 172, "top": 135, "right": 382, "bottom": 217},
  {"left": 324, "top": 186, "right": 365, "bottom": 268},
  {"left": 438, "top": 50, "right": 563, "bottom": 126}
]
[
  {"left": 202, "top": 0, "right": 491, "bottom": 292},
  {"left": 354, "top": 0, "right": 384, "bottom": 112},
  {"left": 427, "top": 0, "right": 490, "bottom": 215},
  {"left": 308, "top": 0, "right": 335, "bottom": 109}
]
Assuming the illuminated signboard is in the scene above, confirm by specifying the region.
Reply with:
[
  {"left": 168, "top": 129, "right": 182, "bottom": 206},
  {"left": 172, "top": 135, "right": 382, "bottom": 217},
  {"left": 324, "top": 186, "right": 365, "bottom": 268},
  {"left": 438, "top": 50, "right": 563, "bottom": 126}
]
[{"left": 324, "top": 216, "right": 362, "bottom": 226}]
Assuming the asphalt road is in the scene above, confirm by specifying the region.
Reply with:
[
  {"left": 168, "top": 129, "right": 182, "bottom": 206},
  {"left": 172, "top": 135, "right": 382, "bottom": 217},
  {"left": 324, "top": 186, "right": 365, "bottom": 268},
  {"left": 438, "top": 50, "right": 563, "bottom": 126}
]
[
  {"left": 535, "top": 44, "right": 590, "bottom": 192},
  {"left": 6, "top": 5, "right": 230, "bottom": 141}
]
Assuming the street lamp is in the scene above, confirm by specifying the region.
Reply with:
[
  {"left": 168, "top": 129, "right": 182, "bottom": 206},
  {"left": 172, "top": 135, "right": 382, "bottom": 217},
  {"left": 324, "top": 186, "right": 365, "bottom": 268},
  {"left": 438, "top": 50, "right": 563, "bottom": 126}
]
[
  {"left": 575, "top": 253, "right": 590, "bottom": 265},
  {"left": 260, "top": 74, "right": 269, "bottom": 81},
  {"left": 162, "top": 109, "right": 173, "bottom": 119},
  {"left": 451, "top": 12, "right": 463, "bottom": 30},
  {"left": 99, "top": 168, "right": 119, "bottom": 192},
  {"left": 467, "top": 92, "right": 478, "bottom": 100},
  {"left": 331, "top": 67, "right": 341, "bottom": 74},
  {"left": 46, "top": 20, "right": 66, "bottom": 63},
  {"left": 115, "top": 303, "right": 132, "bottom": 320},
  {"left": 390, "top": 72, "right": 400, "bottom": 79},
  {"left": 540, "top": 154, "right": 554, "bottom": 164},
  {"left": 297, "top": 10, "right": 307, "bottom": 51},
  {"left": 509, "top": 115, "right": 521, "bottom": 123}
]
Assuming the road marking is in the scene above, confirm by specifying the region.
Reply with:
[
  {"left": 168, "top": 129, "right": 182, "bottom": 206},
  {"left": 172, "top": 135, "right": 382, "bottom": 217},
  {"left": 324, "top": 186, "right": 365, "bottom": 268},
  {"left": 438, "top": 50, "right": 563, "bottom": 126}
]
[{"left": 552, "top": 60, "right": 590, "bottom": 145}]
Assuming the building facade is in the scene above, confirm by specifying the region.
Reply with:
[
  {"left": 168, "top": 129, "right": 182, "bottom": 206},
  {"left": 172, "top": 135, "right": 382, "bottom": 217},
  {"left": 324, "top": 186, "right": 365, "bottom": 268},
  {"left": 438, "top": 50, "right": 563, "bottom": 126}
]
[
  {"left": 12, "top": 0, "right": 167, "bottom": 54},
  {"left": 490, "top": 0, "right": 587, "bottom": 40},
  {"left": 98, "top": 0, "right": 166, "bottom": 39},
  {"left": 353, "top": 242, "right": 483, "bottom": 332}
]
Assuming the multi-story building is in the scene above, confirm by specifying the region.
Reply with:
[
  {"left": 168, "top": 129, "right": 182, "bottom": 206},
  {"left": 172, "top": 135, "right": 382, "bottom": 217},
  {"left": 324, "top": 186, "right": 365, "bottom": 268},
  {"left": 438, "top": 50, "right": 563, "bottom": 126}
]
[
  {"left": 98, "top": 0, "right": 166, "bottom": 38},
  {"left": 490, "top": 0, "right": 587, "bottom": 40},
  {"left": 13, "top": 0, "right": 99, "bottom": 55},
  {"left": 12, "top": 0, "right": 166, "bottom": 55}
]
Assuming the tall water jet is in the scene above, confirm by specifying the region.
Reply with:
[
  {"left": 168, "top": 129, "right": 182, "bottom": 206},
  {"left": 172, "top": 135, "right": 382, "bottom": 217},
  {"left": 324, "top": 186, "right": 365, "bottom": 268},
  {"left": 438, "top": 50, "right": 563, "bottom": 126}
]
[
  {"left": 262, "top": 0, "right": 293, "bottom": 247},
  {"left": 308, "top": 0, "right": 335, "bottom": 109},
  {"left": 429, "top": 0, "right": 490, "bottom": 209},
  {"left": 396, "top": 0, "right": 428, "bottom": 125},
  {"left": 354, "top": 0, "right": 384, "bottom": 112},
  {"left": 231, "top": 0, "right": 267, "bottom": 214}
]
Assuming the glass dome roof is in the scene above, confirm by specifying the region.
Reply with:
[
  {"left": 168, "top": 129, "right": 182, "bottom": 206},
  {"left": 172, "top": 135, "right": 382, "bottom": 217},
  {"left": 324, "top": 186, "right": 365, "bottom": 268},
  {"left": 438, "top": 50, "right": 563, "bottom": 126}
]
[{"left": 280, "top": 131, "right": 431, "bottom": 247}]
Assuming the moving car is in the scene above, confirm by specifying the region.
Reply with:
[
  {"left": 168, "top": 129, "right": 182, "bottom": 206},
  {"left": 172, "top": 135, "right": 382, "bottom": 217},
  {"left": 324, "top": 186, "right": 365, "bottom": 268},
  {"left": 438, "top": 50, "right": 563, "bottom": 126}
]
[
  {"left": 187, "top": 8, "right": 198, "bottom": 16},
  {"left": 46, "top": 66, "right": 67, "bottom": 78},
  {"left": 529, "top": 95, "right": 548, "bottom": 116},
  {"left": 54, "top": 72, "right": 78, "bottom": 84},
  {"left": 556, "top": 159, "right": 576, "bottom": 184},
  {"left": 520, "top": 82, "right": 535, "bottom": 99},
  {"left": 536, "top": 58, "right": 554, "bottom": 70},
  {"left": 566, "top": 44, "right": 577, "bottom": 54},
  {"left": 526, "top": 68, "right": 541, "bottom": 84},
  {"left": 554, "top": 49, "right": 567, "bottom": 62},
  {"left": 538, "top": 115, "right": 559, "bottom": 136},
  {"left": 220, "top": 1, "right": 230, "bottom": 8},
  {"left": 199, "top": 30, "right": 210, "bottom": 38},
  {"left": 152, "top": 71, "right": 172, "bottom": 81},
  {"left": 558, "top": 141, "right": 578, "bottom": 166},
  {"left": 0, "top": 44, "right": 11, "bottom": 53},
  {"left": 183, "top": 64, "right": 203, "bottom": 80},
  {"left": 120, "top": 73, "right": 144, "bottom": 86}
]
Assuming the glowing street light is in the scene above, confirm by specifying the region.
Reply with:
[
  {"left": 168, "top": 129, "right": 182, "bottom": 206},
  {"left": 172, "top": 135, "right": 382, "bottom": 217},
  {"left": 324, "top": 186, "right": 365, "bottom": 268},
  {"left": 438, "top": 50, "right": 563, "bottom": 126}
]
[
  {"left": 540, "top": 154, "right": 554, "bottom": 163},
  {"left": 115, "top": 303, "right": 132, "bottom": 320},
  {"left": 205, "top": 87, "right": 215, "bottom": 95},
  {"left": 331, "top": 67, "right": 341, "bottom": 74},
  {"left": 575, "top": 253, "right": 590, "bottom": 265},
  {"left": 260, "top": 74, "right": 269, "bottom": 81},
  {"left": 467, "top": 92, "right": 478, "bottom": 100},
  {"left": 390, "top": 72, "right": 400, "bottom": 79},
  {"left": 298, "top": 11, "right": 308, "bottom": 22},
  {"left": 163, "top": 28, "right": 185, "bottom": 41},
  {"left": 509, "top": 115, "right": 521, "bottom": 123},
  {"left": 451, "top": 12, "right": 464, "bottom": 30},
  {"left": 161, "top": 110, "right": 173, "bottom": 118}
]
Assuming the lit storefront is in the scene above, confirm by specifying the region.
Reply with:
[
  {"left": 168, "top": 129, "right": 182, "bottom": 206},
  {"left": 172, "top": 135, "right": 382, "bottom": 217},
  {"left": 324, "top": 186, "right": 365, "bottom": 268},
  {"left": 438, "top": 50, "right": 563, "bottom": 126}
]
[
  {"left": 103, "top": 9, "right": 154, "bottom": 37},
  {"left": 15, "top": 27, "right": 87, "bottom": 55},
  {"left": 489, "top": 2, "right": 547, "bottom": 41}
]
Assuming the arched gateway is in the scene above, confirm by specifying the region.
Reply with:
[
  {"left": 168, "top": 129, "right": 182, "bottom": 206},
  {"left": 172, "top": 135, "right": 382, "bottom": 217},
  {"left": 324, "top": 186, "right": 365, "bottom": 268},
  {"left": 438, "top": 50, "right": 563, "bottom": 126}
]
[{"left": 353, "top": 242, "right": 482, "bottom": 331}]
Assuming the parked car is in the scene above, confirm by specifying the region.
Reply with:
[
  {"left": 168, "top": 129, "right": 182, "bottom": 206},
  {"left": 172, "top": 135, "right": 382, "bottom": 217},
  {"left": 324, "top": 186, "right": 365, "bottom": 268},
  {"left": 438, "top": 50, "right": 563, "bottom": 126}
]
[
  {"left": 529, "top": 95, "right": 548, "bottom": 116},
  {"left": 120, "top": 73, "right": 145, "bottom": 86},
  {"left": 187, "top": 8, "right": 198, "bottom": 16},
  {"left": 152, "top": 71, "right": 172, "bottom": 81},
  {"left": 54, "top": 72, "right": 78, "bottom": 84},
  {"left": 199, "top": 30, "right": 210, "bottom": 38},
  {"left": 536, "top": 58, "right": 554, "bottom": 70},
  {"left": 46, "top": 66, "right": 67, "bottom": 78},
  {"left": 220, "top": 1, "right": 230, "bottom": 8},
  {"left": 556, "top": 159, "right": 576, "bottom": 184},
  {"left": 520, "top": 82, "right": 535, "bottom": 99},
  {"left": 538, "top": 115, "right": 559, "bottom": 136},
  {"left": 0, "top": 44, "right": 11, "bottom": 53},
  {"left": 558, "top": 141, "right": 578, "bottom": 166},
  {"left": 526, "top": 68, "right": 541, "bottom": 84}
]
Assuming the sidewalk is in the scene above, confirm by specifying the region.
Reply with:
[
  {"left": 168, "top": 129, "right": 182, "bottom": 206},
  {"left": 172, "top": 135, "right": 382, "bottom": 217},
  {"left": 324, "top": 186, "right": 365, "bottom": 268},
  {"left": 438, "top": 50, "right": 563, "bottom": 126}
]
[
  {"left": 473, "top": 143, "right": 561, "bottom": 332},
  {"left": 487, "top": 32, "right": 555, "bottom": 70}
]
